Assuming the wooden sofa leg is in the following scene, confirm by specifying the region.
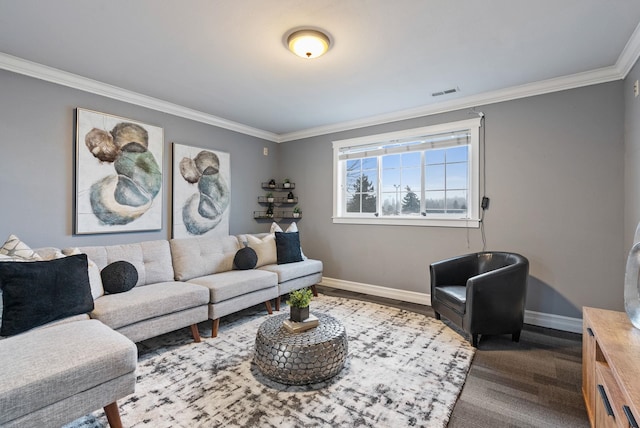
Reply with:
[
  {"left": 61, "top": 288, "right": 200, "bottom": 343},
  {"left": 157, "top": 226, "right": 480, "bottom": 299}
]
[
  {"left": 211, "top": 319, "right": 220, "bottom": 338},
  {"left": 265, "top": 300, "right": 273, "bottom": 314},
  {"left": 472, "top": 334, "right": 479, "bottom": 348},
  {"left": 434, "top": 311, "right": 441, "bottom": 320},
  {"left": 104, "top": 401, "right": 123, "bottom": 428},
  {"left": 311, "top": 284, "right": 318, "bottom": 297},
  {"left": 275, "top": 296, "right": 280, "bottom": 311},
  {"left": 190, "top": 324, "right": 201, "bottom": 343}
]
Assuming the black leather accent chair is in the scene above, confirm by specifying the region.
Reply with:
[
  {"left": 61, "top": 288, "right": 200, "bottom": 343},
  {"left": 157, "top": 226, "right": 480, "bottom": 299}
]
[{"left": 429, "top": 252, "right": 529, "bottom": 347}]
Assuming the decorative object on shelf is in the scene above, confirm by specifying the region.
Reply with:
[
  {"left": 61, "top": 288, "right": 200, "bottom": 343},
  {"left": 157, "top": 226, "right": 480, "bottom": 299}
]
[
  {"left": 255, "top": 181, "right": 299, "bottom": 220},
  {"left": 624, "top": 221, "right": 640, "bottom": 329},
  {"left": 266, "top": 192, "right": 274, "bottom": 203},
  {"left": 75, "top": 108, "right": 163, "bottom": 234},
  {"left": 293, "top": 206, "right": 301, "bottom": 218},
  {"left": 287, "top": 287, "right": 313, "bottom": 322},
  {"left": 172, "top": 144, "right": 230, "bottom": 238}
]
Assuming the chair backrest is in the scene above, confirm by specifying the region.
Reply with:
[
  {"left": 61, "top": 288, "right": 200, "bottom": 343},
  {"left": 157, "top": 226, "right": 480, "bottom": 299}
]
[{"left": 476, "top": 252, "right": 523, "bottom": 275}]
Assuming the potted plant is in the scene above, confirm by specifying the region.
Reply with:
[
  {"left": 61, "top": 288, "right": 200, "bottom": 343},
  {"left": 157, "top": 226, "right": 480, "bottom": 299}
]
[
  {"left": 268, "top": 179, "right": 276, "bottom": 189},
  {"left": 286, "top": 287, "right": 313, "bottom": 322},
  {"left": 293, "top": 206, "right": 301, "bottom": 218},
  {"left": 287, "top": 191, "right": 295, "bottom": 203},
  {"left": 283, "top": 178, "right": 291, "bottom": 188},
  {"left": 266, "top": 204, "right": 274, "bottom": 218},
  {"left": 266, "top": 192, "right": 274, "bottom": 203}
]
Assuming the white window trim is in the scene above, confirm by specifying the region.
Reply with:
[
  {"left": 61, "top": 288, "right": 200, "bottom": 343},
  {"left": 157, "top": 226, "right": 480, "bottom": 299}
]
[{"left": 332, "top": 118, "right": 482, "bottom": 228}]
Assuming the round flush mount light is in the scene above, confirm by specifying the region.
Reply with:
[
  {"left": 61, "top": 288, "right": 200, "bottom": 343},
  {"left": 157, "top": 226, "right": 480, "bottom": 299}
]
[{"left": 286, "top": 29, "right": 331, "bottom": 59}]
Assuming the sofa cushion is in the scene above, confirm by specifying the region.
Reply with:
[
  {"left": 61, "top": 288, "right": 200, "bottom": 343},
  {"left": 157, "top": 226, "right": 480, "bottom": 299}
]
[
  {"left": 0, "top": 234, "right": 43, "bottom": 261},
  {"left": 91, "top": 282, "right": 209, "bottom": 330},
  {"left": 170, "top": 235, "right": 240, "bottom": 281},
  {"left": 0, "top": 319, "right": 136, "bottom": 425},
  {"left": 242, "top": 234, "right": 277, "bottom": 267},
  {"left": 270, "top": 221, "right": 307, "bottom": 259},
  {"left": 233, "top": 247, "right": 258, "bottom": 270},
  {"left": 0, "top": 254, "right": 94, "bottom": 336},
  {"left": 63, "top": 248, "right": 105, "bottom": 299},
  {"left": 258, "top": 259, "right": 323, "bottom": 283},
  {"left": 101, "top": 261, "right": 138, "bottom": 294},
  {"left": 188, "top": 270, "right": 278, "bottom": 303},
  {"left": 71, "top": 240, "right": 174, "bottom": 287},
  {"left": 275, "top": 232, "right": 303, "bottom": 264},
  {"left": 0, "top": 235, "right": 43, "bottom": 332}
]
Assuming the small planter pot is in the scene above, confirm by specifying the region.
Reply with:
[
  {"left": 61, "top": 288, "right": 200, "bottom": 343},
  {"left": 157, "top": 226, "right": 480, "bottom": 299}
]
[
  {"left": 290, "top": 306, "right": 309, "bottom": 322},
  {"left": 267, "top": 198, "right": 274, "bottom": 203},
  {"left": 284, "top": 182, "right": 291, "bottom": 188},
  {"left": 293, "top": 213, "right": 300, "bottom": 218}
]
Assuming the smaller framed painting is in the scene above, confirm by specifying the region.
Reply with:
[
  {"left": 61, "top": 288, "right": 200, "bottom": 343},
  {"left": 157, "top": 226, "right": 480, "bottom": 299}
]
[
  {"left": 75, "top": 108, "right": 164, "bottom": 234},
  {"left": 172, "top": 143, "right": 231, "bottom": 239}
]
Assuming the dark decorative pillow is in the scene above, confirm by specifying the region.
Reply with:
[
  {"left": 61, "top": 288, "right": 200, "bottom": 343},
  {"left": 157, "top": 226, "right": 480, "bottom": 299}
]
[
  {"left": 234, "top": 247, "right": 258, "bottom": 270},
  {"left": 0, "top": 254, "right": 94, "bottom": 336},
  {"left": 101, "top": 261, "right": 138, "bottom": 294},
  {"left": 275, "top": 232, "right": 303, "bottom": 265}
]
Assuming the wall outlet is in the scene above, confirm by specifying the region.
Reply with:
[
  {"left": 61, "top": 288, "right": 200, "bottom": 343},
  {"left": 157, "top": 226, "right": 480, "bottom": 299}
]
[
  {"left": 634, "top": 80, "right": 639, "bottom": 97},
  {"left": 263, "top": 147, "right": 268, "bottom": 156}
]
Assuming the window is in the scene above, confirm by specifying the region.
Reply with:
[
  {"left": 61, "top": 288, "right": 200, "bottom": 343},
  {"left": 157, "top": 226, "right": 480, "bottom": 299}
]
[{"left": 332, "top": 118, "right": 482, "bottom": 227}]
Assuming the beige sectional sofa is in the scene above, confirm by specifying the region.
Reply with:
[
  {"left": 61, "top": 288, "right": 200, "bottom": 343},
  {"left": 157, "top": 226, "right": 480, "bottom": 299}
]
[{"left": 0, "top": 231, "right": 322, "bottom": 427}]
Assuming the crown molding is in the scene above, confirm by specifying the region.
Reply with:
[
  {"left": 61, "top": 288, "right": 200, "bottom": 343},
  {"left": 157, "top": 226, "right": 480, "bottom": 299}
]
[
  {"left": 0, "top": 52, "right": 280, "bottom": 142},
  {"left": 279, "top": 23, "right": 640, "bottom": 142},
  {"left": 3, "top": 19, "right": 640, "bottom": 146},
  {"left": 278, "top": 65, "right": 622, "bottom": 142},
  {"left": 616, "top": 21, "right": 640, "bottom": 78}
]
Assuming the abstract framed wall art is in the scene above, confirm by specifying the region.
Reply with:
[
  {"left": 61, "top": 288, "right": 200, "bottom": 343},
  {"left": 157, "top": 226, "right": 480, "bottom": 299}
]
[
  {"left": 75, "top": 108, "right": 163, "bottom": 234},
  {"left": 172, "top": 143, "right": 230, "bottom": 238}
]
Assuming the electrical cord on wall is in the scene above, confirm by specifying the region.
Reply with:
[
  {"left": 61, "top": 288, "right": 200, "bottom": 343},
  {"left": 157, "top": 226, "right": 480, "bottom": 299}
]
[{"left": 470, "top": 108, "right": 488, "bottom": 252}]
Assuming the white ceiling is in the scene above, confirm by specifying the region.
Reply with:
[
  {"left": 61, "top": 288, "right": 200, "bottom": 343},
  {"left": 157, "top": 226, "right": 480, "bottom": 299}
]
[{"left": 1, "top": 0, "right": 640, "bottom": 141}]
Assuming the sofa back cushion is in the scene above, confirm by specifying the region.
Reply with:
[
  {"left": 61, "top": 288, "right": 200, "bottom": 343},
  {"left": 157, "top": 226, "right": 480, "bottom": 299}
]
[
  {"left": 73, "top": 240, "right": 174, "bottom": 287},
  {"left": 170, "top": 235, "right": 240, "bottom": 281}
]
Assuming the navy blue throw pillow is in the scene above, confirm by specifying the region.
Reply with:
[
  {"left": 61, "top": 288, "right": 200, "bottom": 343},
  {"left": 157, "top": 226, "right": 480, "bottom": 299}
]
[
  {"left": 234, "top": 247, "right": 258, "bottom": 270},
  {"left": 101, "top": 261, "right": 138, "bottom": 294},
  {"left": 275, "top": 232, "right": 303, "bottom": 265},
  {"left": 0, "top": 254, "right": 94, "bottom": 336}
]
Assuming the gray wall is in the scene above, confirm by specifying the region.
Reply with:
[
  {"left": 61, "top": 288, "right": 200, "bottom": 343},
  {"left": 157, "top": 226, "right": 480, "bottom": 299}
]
[
  {"left": 0, "top": 69, "right": 279, "bottom": 249},
  {"left": 282, "top": 82, "right": 625, "bottom": 318},
  {"left": 0, "top": 67, "right": 628, "bottom": 319},
  {"left": 625, "top": 60, "right": 640, "bottom": 251}
]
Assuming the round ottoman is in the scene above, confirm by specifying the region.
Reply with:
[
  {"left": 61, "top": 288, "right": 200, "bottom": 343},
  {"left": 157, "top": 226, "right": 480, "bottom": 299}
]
[{"left": 254, "top": 312, "right": 348, "bottom": 385}]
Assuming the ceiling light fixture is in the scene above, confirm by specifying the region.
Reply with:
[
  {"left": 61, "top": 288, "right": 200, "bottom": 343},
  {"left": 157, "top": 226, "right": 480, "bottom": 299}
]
[{"left": 287, "top": 29, "right": 331, "bottom": 59}]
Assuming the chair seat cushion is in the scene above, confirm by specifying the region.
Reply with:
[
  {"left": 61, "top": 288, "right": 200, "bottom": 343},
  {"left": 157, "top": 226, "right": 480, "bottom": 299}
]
[
  {"left": 434, "top": 285, "right": 467, "bottom": 314},
  {"left": 91, "top": 282, "right": 209, "bottom": 329},
  {"left": 188, "top": 269, "right": 278, "bottom": 303}
]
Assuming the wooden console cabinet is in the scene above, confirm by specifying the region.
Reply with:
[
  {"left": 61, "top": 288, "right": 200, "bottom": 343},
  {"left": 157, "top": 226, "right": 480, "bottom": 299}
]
[{"left": 583, "top": 307, "right": 640, "bottom": 427}]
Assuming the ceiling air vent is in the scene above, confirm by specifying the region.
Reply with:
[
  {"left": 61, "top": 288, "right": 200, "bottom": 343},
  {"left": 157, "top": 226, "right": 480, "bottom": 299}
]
[{"left": 432, "top": 87, "right": 460, "bottom": 97}]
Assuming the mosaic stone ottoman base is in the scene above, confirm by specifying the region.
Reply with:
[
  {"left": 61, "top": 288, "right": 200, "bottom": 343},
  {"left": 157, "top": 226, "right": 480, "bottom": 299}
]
[{"left": 254, "top": 312, "right": 348, "bottom": 385}]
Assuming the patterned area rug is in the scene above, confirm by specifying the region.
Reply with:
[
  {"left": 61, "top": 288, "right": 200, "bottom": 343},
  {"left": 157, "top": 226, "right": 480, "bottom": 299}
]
[{"left": 66, "top": 295, "right": 475, "bottom": 428}]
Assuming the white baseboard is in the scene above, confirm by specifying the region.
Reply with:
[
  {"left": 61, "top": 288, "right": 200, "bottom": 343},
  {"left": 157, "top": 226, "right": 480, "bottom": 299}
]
[
  {"left": 319, "top": 277, "right": 582, "bottom": 334},
  {"left": 319, "top": 277, "right": 431, "bottom": 306}
]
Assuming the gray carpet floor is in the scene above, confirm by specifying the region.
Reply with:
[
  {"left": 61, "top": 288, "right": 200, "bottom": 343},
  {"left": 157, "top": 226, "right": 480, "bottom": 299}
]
[{"left": 316, "top": 285, "right": 590, "bottom": 428}]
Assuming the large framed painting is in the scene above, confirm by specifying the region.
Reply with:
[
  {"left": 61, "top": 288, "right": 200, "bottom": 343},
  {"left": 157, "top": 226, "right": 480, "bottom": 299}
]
[
  {"left": 172, "top": 143, "right": 230, "bottom": 239},
  {"left": 75, "top": 108, "right": 164, "bottom": 234}
]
